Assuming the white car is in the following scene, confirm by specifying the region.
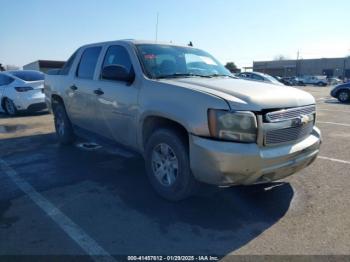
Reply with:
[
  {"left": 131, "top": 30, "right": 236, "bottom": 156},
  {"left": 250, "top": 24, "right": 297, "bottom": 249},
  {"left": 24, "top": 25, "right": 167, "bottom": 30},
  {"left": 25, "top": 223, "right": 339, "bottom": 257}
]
[
  {"left": 237, "top": 72, "right": 285, "bottom": 86},
  {"left": 297, "top": 75, "right": 328, "bottom": 86},
  {"left": 0, "top": 70, "right": 46, "bottom": 116}
]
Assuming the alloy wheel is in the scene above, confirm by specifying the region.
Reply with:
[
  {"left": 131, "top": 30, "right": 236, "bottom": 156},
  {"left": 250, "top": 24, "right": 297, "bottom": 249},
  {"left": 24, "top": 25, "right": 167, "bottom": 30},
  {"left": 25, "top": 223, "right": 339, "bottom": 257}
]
[
  {"left": 55, "top": 112, "right": 65, "bottom": 137},
  {"left": 5, "top": 99, "right": 16, "bottom": 115},
  {"left": 339, "top": 91, "right": 349, "bottom": 102},
  {"left": 151, "top": 143, "right": 179, "bottom": 187}
]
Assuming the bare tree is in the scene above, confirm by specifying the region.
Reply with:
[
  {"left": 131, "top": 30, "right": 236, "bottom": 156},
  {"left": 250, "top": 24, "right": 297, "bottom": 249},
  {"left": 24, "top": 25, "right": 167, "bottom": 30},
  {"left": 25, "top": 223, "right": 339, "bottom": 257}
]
[{"left": 273, "top": 55, "right": 289, "bottom": 61}]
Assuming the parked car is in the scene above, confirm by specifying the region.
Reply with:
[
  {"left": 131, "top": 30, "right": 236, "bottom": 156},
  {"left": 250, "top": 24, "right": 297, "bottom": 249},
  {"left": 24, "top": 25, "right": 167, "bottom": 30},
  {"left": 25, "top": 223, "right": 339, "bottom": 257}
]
[
  {"left": 330, "top": 82, "right": 350, "bottom": 103},
  {"left": 0, "top": 70, "right": 46, "bottom": 115},
  {"left": 282, "top": 77, "right": 299, "bottom": 86},
  {"left": 237, "top": 72, "right": 285, "bottom": 86},
  {"left": 45, "top": 40, "right": 321, "bottom": 201},
  {"left": 297, "top": 75, "right": 328, "bottom": 86},
  {"left": 327, "top": 77, "right": 342, "bottom": 86},
  {"left": 273, "top": 76, "right": 295, "bottom": 86}
]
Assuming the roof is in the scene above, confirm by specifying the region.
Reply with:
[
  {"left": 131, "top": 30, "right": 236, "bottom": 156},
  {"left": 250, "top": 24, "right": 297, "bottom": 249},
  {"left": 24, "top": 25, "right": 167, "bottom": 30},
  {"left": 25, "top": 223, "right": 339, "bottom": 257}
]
[{"left": 80, "top": 39, "right": 195, "bottom": 49}]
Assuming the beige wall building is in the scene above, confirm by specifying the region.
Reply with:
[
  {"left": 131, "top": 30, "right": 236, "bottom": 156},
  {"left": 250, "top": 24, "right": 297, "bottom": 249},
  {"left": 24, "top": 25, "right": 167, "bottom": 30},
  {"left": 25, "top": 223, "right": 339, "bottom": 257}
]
[
  {"left": 23, "top": 60, "right": 65, "bottom": 73},
  {"left": 253, "top": 57, "right": 350, "bottom": 78}
]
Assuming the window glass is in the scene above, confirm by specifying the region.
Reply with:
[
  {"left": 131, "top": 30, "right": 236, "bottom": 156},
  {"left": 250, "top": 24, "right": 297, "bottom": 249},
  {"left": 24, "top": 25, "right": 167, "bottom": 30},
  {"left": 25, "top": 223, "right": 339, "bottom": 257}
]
[
  {"left": 8, "top": 71, "right": 44, "bottom": 81},
  {"left": 0, "top": 74, "right": 7, "bottom": 86},
  {"left": 61, "top": 50, "right": 78, "bottom": 75},
  {"left": 251, "top": 74, "right": 264, "bottom": 81},
  {"left": 77, "top": 46, "right": 102, "bottom": 79},
  {"left": 136, "top": 44, "right": 231, "bottom": 79},
  {"left": 102, "top": 45, "right": 133, "bottom": 76}
]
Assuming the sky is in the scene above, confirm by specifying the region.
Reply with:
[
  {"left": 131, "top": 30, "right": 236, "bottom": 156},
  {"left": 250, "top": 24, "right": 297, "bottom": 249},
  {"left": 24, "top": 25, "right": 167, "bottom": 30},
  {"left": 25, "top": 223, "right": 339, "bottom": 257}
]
[{"left": 0, "top": 0, "right": 349, "bottom": 68}]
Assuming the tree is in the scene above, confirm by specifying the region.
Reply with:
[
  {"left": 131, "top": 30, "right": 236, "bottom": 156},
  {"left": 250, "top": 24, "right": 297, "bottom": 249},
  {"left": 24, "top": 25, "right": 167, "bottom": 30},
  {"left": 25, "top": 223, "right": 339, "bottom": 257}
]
[
  {"left": 225, "top": 62, "right": 239, "bottom": 73},
  {"left": 274, "top": 55, "right": 288, "bottom": 61},
  {"left": 0, "top": 63, "right": 4, "bottom": 71}
]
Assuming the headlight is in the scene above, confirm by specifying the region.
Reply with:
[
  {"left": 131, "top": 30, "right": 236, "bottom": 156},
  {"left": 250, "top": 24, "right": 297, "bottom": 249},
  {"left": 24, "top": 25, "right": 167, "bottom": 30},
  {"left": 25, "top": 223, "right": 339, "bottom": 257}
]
[{"left": 208, "top": 109, "right": 258, "bottom": 143}]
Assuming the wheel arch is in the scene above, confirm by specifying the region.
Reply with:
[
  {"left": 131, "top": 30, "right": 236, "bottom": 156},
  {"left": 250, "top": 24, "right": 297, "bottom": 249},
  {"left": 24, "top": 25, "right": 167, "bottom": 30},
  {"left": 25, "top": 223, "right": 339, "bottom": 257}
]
[
  {"left": 141, "top": 115, "right": 189, "bottom": 152},
  {"left": 336, "top": 88, "right": 350, "bottom": 95},
  {"left": 51, "top": 94, "right": 66, "bottom": 111}
]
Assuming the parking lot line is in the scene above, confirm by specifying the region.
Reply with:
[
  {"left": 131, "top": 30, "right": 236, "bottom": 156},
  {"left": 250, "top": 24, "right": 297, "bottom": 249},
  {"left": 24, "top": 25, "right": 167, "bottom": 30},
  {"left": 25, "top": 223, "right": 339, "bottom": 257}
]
[
  {"left": 318, "top": 156, "right": 350, "bottom": 165},
  {"left": 0, "top": 158, "right": 116, "bottom": 262},
  {"left": 316, "top": 97, "right": 329, "bottom": 101},
  {"left": 318, "top": 109, "right": 350, "bottom": 113},
  {"left": 317, "top": 121, "right": 350, "bottom": 127}
]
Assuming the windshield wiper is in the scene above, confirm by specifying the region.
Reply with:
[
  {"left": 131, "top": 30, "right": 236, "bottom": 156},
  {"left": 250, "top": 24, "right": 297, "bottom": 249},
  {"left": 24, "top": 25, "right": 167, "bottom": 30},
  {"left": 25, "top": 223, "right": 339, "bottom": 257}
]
[
  {"left": 156, "top": 73, "right": 212, "bottom": 79},
  {"left": 206, "top": 74, "right": 237, "bottom": 79}
]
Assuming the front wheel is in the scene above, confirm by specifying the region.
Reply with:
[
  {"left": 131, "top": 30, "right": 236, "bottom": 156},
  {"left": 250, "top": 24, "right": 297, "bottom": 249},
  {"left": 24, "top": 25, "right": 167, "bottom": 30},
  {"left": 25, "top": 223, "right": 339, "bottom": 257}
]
[
  {"left": 53, "top": 103, "right": 75, "bottom": 145},
  {"left": 337, "top": 90, "right": 350, "bottom": 103},
  {"left": 145, "top": 129, "right": 198, "bottom": 201}
]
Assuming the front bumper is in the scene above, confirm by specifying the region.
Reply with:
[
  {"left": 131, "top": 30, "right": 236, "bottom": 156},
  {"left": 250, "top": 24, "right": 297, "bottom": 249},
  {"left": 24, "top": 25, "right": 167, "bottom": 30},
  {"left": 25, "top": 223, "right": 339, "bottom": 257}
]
[{"left": 189, "top": 127, "right": 321, "bottom": 185}]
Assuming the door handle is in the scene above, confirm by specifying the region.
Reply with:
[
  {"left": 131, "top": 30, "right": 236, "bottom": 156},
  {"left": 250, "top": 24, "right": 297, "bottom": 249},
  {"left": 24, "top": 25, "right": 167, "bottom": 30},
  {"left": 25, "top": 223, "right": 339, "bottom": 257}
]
[
  {"left": 93, "top": 89, "right": 104, "bottom": 95},
  {"left": 70, "top": 85, "right": 78, "bottom": 91}
]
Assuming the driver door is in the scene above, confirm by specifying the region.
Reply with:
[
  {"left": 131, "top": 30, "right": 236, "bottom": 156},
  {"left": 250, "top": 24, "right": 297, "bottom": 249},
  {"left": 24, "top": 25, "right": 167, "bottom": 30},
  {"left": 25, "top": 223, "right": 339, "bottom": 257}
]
[{"left": 92, "top": 45, "right": 139, "bottom": 147}]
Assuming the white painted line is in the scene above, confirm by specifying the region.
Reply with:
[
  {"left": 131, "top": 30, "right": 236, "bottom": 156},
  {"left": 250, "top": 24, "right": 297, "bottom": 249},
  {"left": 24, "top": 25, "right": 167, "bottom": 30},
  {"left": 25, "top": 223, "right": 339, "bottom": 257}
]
[
  {"left": 318, "top": 109, "right": 350, "bottom": 113},
  {"left": 318, "top": 156, "right": 350, "bottom": 165},
  {"left": 316, "top": 97, "right": 328, "bottom": 101},
  {"left": 317, "top": 121, "right": 350, "bottom": 127},
  {"left": 0, "top": 158, "right": 116, "bottom": 262}
]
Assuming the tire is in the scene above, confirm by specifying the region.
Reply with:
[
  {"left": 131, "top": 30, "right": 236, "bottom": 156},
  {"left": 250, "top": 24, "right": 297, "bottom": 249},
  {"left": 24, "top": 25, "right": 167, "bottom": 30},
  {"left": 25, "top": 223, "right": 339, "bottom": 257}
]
[
  {"left": 144, "top": 128, "right": 198, "bottom": 201},
  {"left": 3, "top": 98, "right": 18, "bottom": 116},
  {"left": 53, "top": 102, "right": 75, "bottom": 145},
  {"left": 337, "top": 90, "right": 350, "bottom": 103},
  {"left": 317, "top": 82, "right": 326, "bottom": 87}
]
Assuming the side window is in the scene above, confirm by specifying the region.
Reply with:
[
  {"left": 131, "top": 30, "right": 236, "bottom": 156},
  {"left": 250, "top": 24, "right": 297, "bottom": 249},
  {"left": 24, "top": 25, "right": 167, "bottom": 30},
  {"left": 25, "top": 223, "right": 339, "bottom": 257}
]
[
  {"left": 101, "top": 45, "right": 133, "bottom": 77},
  {"left": 77, "top": 46, "right": 102, "bottom": 79},
  {"left": 60, "top": 50, "right": 78, "bottom": 75},
  {"left": 0, "top": 75, "right": 5, "bottom": 86},
  {"left": 0, "top": 75, "right": 14, "bottom": 86},
  {"left": 252, "top": 74, "right": 264, "bottom": 81}
]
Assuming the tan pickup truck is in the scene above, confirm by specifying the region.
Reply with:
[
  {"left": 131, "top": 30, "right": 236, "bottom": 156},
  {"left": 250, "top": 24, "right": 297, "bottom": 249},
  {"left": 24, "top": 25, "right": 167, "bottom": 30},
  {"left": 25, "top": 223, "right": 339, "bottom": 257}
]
[{"left": 45, "top": 40, "right": 321, "bottom": 200}]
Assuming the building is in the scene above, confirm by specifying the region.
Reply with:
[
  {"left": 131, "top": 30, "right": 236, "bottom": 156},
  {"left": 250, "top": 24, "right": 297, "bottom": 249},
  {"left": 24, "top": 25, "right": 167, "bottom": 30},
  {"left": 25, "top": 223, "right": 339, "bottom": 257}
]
[
  {"left": 23, "top": 60, "right": 65, "bottom": 73},
  {"left": 253, "top": 57, "right": 350, "bottom": 78}
]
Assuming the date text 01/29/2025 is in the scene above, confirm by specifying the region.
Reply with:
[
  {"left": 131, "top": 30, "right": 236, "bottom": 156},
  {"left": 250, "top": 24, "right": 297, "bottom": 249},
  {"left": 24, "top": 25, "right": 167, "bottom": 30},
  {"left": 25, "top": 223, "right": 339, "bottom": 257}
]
[{"left": 127, "top": 255, "right": 219, "bottom": 261}]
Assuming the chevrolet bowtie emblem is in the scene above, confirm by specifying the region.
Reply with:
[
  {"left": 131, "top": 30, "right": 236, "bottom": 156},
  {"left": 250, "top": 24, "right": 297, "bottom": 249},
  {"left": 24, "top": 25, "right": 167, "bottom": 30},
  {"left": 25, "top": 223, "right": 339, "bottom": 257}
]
[{"left": 296, "top": 114, "right": 312, "bottom": 126}]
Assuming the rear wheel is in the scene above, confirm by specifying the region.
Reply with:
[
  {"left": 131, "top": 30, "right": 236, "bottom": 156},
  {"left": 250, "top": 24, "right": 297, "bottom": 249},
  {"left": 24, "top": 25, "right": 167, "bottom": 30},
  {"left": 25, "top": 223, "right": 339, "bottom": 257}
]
[
  {"left": 145, "top": 128, "right": 198, "bottom": 201},
  {"left": 337, "top": 90, "right": 350, "bottom": 103},
  {"left": 3, "top": 98, "right": 18, "bottom": 116},
  {"left": 53, "top": 102, "right": 75, "bottom": 145}
]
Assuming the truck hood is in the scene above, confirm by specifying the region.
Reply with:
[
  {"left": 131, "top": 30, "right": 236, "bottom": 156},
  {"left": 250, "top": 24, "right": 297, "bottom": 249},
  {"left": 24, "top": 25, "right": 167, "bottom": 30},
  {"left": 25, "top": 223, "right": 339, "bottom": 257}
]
[{"left": 163, "top": 77, "right": 315, "bottom": 111}]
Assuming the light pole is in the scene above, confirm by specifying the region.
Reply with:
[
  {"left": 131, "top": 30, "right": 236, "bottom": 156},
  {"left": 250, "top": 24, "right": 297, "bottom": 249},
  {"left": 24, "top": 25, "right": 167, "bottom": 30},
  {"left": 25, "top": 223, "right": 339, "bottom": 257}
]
[{"left": 155, "top": 12, "right": 159, "bottom": 42}]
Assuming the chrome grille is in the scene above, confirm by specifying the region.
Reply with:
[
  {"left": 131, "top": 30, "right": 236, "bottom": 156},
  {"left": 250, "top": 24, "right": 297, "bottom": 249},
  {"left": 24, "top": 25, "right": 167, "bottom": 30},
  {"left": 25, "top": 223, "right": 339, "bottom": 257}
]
[
  {"left": 265, "top": 122, "right": 314, "bottom": 145},
  {"left": 266, "top": 105, "right": 316, "bottom": 123}
]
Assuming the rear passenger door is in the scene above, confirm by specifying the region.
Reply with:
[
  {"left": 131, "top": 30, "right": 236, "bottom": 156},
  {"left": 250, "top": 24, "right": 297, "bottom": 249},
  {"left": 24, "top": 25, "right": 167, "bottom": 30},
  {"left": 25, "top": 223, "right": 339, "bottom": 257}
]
[
  {"left": 67, "top": 46, "right": 102, "bottom": 132},
  {"left": 92, "top": 44, "right": 139, "bottom": 147}
]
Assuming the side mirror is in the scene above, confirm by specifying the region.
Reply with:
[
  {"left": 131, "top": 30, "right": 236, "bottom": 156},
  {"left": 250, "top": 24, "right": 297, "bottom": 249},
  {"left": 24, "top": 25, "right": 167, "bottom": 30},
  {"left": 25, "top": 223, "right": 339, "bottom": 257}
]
[{"left": 101, "top": 65, "right": 134, "bottom": 83}]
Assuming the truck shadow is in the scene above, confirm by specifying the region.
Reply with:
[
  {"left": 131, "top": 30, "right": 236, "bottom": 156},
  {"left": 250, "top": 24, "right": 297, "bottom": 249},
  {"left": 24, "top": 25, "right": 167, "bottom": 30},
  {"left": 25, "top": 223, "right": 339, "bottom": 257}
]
[
  {"left": 0, "top": 133, "right": 294, "bottom": 256},
  {"left": 0, "top": 111, "right": 49, "bottom": 119}
]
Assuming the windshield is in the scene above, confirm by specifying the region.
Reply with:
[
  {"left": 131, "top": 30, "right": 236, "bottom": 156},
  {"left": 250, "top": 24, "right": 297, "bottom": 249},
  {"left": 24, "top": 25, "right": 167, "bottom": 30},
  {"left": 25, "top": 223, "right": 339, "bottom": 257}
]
[
  {"left": 136, "top": 44, "right": 232, "bottom": 79},
  {"left": 9, "top": 71, "right": 44, "bottom": 81},
  {"left": 261, "top": 73, "right": 281, "bottom": 84}
]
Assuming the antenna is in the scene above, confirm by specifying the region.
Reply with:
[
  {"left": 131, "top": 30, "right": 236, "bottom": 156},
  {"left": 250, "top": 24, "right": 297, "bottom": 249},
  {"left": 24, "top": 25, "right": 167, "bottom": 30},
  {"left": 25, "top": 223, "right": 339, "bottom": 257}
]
[{"left": 155, "top": 12, "right": 159, "bottom": 42}]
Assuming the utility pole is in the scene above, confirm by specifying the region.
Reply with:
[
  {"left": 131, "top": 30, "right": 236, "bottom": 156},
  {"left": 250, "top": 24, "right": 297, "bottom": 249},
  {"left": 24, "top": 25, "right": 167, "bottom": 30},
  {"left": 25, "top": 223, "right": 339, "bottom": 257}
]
[
  {"left": 155, "top": 12, "right": 159, "bottom": 42},
  {"left": 296, "top": 50, "right": 301, "bottom": 77}
]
